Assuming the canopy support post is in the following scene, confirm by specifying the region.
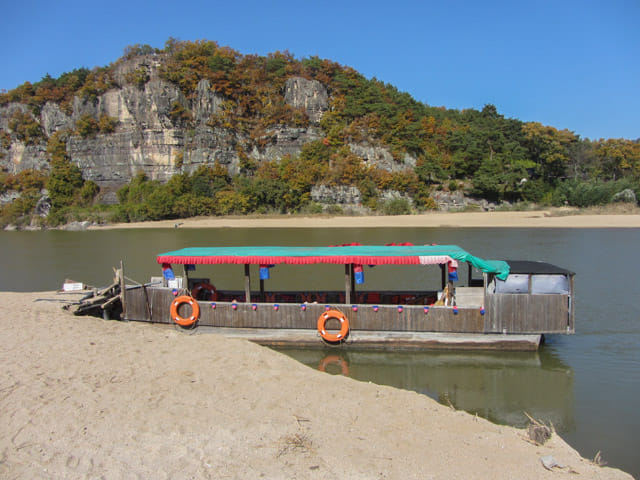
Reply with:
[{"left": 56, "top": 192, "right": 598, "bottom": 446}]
[
  {"left": 350, "top": 264, "right": 356, "bottom": 301},
  {"left": 244, "top": 264, "right": 251, "bottom": 303},
  {"left": 344, "top": 264, "right": 351, "bottom": 304}
]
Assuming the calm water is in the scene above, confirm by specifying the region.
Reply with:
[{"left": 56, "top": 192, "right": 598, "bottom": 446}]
[{"left": 1, "top": 227, "right": 639, "bottom": 477}]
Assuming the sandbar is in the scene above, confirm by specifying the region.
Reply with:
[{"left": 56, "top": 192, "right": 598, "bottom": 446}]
[
  {"left": 0, "top": 291, "right": 632, "bottom": 479},
  {"left": 92, "top": 209, "right": 640, "bottom": 230}
]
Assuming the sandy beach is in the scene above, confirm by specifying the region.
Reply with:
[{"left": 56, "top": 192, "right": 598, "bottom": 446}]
[
  {"left": 91, "top": 208, "right": 640, "bottom": 230},
  {"left": 1, "top": 291, "right": 633, "bottom": 479}
]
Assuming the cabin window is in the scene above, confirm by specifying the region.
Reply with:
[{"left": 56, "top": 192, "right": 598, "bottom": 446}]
[
  {"left": 494, "top": 274, "right": 529, "bottom": 294},
  {"left": 531, "top": 275, "right": 569, "bottom": 294}
]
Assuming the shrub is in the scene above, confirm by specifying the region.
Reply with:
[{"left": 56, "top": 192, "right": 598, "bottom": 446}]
[
  {"left": 383, "top": 198, "right": 411, "bottom": 215},
  {"left": 325, "top": 205, "right": 344, "bottom": 215},
  {"left": 168, "top": 101, "right": 192, "bottom": 125},
  {"left": 79, "top": 180, "right": 100, "bottom": 206},
  {"left": 98, "top": 114, "right": 118, "bottom": 133},
  {"left": 125, "top": 66, "right": 150, "bottom": 88},
  {"left": 8, "top": 110, "right": 43, "bottom": 144},
  {"left": 76, "top": 114, "right": 99, "bottom": 137}
]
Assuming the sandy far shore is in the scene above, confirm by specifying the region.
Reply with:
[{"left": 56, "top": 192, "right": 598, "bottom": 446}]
[
  {"left": 91, "top": 210, "right": 640, "bottom": 230},
  {"left": 1, "top": 291, "right": 632, "bottom": 479}
]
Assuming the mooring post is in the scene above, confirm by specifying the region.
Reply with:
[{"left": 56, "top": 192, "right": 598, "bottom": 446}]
[{"left": 119, "top": 260, "right": 126, "bottom": 320}]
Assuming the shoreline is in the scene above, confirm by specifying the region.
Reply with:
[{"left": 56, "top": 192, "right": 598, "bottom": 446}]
[
  {"left": 0, "top": 291, "right": 633, "bottom": 479},
  {"left": 90, "top": 209, "right": 640, "bottom": 230}
]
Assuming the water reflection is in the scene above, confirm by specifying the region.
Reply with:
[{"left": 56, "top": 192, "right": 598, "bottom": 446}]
[{"left": 274, "top": 346, "right": 575, "bottom": 431}]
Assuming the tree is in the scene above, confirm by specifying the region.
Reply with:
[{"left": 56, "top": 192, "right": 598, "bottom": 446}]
[
  {"left": 47, "top": 158, "right": 84, "bottom": 209},
  {"left": 522, "top": 122, "right": 576, "bottom": 183},
  {"left": 472, "top": 156, "right": 503, "bottom": 201},
  {"left": 46, "top": 132, "right": 85, "bottom": 209},
  {"left": 594, "top": 139, "right": 640, "bottom": 180}
]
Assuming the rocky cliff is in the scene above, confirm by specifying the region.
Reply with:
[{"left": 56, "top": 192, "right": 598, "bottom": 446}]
[{"left": 0, "top": 54, "right": 409, "bottom": 203}]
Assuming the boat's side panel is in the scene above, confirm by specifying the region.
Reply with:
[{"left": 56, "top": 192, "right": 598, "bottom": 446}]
[
  {"left": 484, "top": 293, "right": 572, "bottom": 333},
  {"left": 124, "top": 288, "right": 486, "bottom": 333},
  {"left": 123, "top": 287, "right": 176, "bottom": 323},
  {"left": 125, "top": 288, "right": 573, "bottom": 335}
]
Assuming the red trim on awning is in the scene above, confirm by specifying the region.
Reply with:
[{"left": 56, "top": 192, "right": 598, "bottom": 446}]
[{"left": 156, "top": 254, "right": 427, "bottom": 266}]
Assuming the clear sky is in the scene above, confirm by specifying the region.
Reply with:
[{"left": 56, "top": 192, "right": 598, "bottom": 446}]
[{"left": 1, "top": 0, "right": 638, "bottom": 140}]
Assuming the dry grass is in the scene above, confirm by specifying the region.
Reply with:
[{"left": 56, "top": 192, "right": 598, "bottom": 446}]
[
  {"left": 592, "top": 451, "right": 608, "bottom": 467},
  {"left": 524, "top": 412, "right": 554, "bottom": 446},
  {"left": 277, "top": 432, "right": 314, "bottom": 457},
  {"left": 547, "top": 203, "right": 640, "bottom": 217}
]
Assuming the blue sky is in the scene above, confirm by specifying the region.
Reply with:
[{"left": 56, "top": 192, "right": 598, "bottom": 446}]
[{"left": 1, "top": 0, "right": 638, "bottom": 140}]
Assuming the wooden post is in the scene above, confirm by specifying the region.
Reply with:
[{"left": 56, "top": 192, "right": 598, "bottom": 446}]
[
  {"left": 244, "top": 264, "right": 251, "bottom": 303},
  {"left": 350, "top": 264, "right": 356, "bottom": 302},
  {"left": 119, "top": 260, "right": 126, "bottom": 320},
  {"left": 344, "top": 264, "right": 351, "bottom": 304},
  {"left": 568, "top": 274, "right": 575, "bottom": 331}
]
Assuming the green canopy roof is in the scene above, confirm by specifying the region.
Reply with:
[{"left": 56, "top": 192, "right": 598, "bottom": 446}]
[{"left": 157, "top": 244, "right": 510, "bottom": 280}]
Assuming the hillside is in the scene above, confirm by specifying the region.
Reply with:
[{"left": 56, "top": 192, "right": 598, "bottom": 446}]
[{"left": 1, "top": 39, "right": 639, "bottom": 227}]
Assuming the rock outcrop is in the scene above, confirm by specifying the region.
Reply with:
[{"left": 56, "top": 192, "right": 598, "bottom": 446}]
[
  {"left": 0, "top": 55, "right": 407, "bottom": 203},
  {"left": 283, "top": 77, "right": 328, "bottom": 125}
]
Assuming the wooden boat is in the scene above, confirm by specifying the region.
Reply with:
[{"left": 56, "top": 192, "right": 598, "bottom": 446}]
[{"left": 120, "top": 244, "right": 575, "bottom": 351}]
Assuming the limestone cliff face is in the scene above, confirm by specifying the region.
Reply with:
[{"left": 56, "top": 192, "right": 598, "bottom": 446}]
[
  {"left": 0, "top": 103, "right": 49, "bottom": 172},
  {"left": 283, "top": 77, "right": 328, "bottom": 125},
  {"left": 0, "top": 55, "right": 407, "bottom": 201}
]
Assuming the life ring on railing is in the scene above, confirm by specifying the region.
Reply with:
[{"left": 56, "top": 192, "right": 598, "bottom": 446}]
[
  {"left": 318, "top": 355, "right": 350, "bottom": 376},
  {"left": 170, "top": 295, "right": 200, "bottom": 327},
  {"left": 192, "top": 282, "right": 217, "bottom": 301},
  {"left": 317, "top": 310, "right": 349, "bottom": 343}
]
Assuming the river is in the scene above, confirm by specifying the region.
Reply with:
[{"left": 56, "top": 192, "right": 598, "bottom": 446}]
[{"left": 1, "top": 226, "right": 638, "bottom": 477}]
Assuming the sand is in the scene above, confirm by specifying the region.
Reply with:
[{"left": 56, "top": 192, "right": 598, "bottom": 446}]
[
  {"left": 90, "top": 209, "right": 640, "bottom": 230},
  {"left": 1, "top": 291, "right": 633, "bottom": 479}
]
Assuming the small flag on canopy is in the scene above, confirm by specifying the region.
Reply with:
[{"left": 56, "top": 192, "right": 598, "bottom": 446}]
[
  {"left": 354, "top": 264, "right": 365, "bottom": 284},
  {"left": 448, "top": 261, "right": 458, "bottom": 282},
  {"left": 259, "top": 264, "right": 275, "bottom": 280},
  {"left": 162, "top": 263, "right": 175, "bottom": 280}
]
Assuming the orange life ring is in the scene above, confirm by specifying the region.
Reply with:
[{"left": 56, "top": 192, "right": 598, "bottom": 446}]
[
  {"left": 192, "top": 282, "right": 217, "bottom": 301},
  {"left": 317, "top": 309, "right": 349, "bottom": 342},
  {"left": 318, "top": 355, "right": 350, "bottom": 376},
  {"left": 170, "top": 295, "right": 200, "bottom": 327}
]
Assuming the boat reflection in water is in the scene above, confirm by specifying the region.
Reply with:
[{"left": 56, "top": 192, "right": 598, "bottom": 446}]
[{"left": 274, "top": 346, "right": 575, "bottom": 431}]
